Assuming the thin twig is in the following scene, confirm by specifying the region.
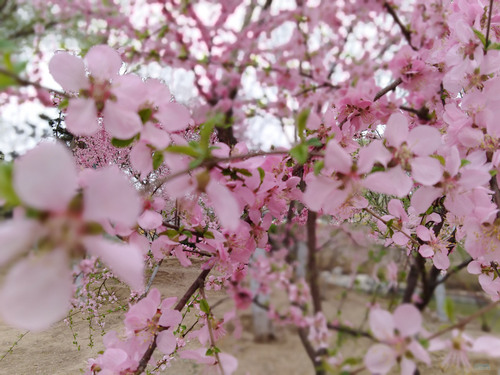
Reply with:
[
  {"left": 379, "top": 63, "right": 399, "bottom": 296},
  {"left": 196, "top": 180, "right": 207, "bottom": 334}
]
[
  {"left": 427, "top": 300, "right": 500, "bottom": 341},
  {"left": 383, "top": 2, "right": 415, "bottom": 50},
  {"left": 373, "top": 77, "right": 403, "bottom": 102},
  {"left": 485, "top": 0, "right": 494, "bottom": 54}
]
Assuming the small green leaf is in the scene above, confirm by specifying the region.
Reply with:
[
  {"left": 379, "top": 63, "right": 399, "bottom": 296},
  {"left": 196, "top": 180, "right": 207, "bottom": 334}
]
[
  {"left": 313, "top": 160, "right": 324, "bottom": 175},
  {"left": 111, "top": 137, "right": 136, "bottom": 148},
  {"left": 204, "top": 231, "right": 215, "bottom": 239},
  {"left": 152, "top": 151, "right": 164, "bottom": 170},
  {"left": 290, "top": 143, "right": 309, "bottom": 165},
  {"left": 0, "top": 163, "right": 21, "bottom": 206},
  {"left": 138, "top": 108, "right": 153, "bottom": 124},
  {"left": 234, "top": 168, "right": 252, "bottom": 177},
  {"left": 165, "top": 145, "right": 200, "bottom": 158},
  {"left": 473, "top": 28, "right": 487, "bottom": 47},
  {"left": 205, "top": 348, "right": 214, "bottom": 356},
  {"left": 296, "top": 108, "right": 311, "bottom": 141},
  {"left": 199, "top": 299, "right": 210, "bottom": 314},
  {"left": 430, "top": 154, "right": 445, "bottom": 166},
  {"left": 460, "top": 159, "right": 471, "bottom": 167},
  {"left": 444, "top": 297, "right": 456, "bottom": 323},
  {"left": 257, "top": 167, "right": 265, "bottom": 183},
  {"left": 306, "top": 137, "right": 322, "bottom": 147},
  {"left": 200, "top": 120, "right": 216, "bottom": 151},
  {"left": 488, "top": 42, "right": 500, "bottom": 50},
  {"left": 490, "top": 169, "right": 498, "bottom": 177}
]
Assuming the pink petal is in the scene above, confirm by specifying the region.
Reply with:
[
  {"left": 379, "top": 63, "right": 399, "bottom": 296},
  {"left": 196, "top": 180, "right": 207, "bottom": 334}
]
[
  {"left": 85, "top": 45, "right": 122, "bottom": 80},
  {"left": 302, "top": 175, "right": 339, "bottom": 211},
  {"left": 138, "top": 210, "right": 163, "bottom": 230},
  {"left": 124, "top": 288, "right": 161, "bottom": 330},
  {"left": 410, "top": 186, "right": 442, "bottom": 214},
  {"left": 159, "top": 309, "right": 182, "bottom": 328},
  {"left": 65, "top": 98, "right": 100, "bottom": 136},
  {"left": 0, "top": 218, "right": 40, "bottom": 266},
  {"left": 83, "top": 236, "right": 144, "bottom": 292},
  {"left": 324, "top": 140, "right": 352, "bottom": 174},
  {"left": 467, "top": 260, "right": 482, "bottom": 274},
  {"left": 433, "top": 251, "right": 450, "bottom": 270},
  {"left": 363, "top": 166, "right": 413, "bottom": 197},
  {"left": 219, "top": 353, "right": 238, "bottom": 375},
  {"left": 364, "top": 344, "right": 396, "bottom": 374},
  {"left": 407, "top": 126, "right": 441, "bottom": 156},
  {"left": 419, "top": 244, "right": 434, "bottom": 257},
  {"left": 392, "top": 232, "right": 409, "bottom": 246},
  {"left": 103, "top": 101, "right": 142, "bottom": 140},
  {"left": 157, "top": 329, "right": 177, "bottom": 355},
  {"left": 459, "top": 169, "right": 491, "bottom": 189},
  {"left": 48, "top": 52, "right": 89, "bottom": 92},
  {"left": 393, "top": 304, "right": 422, "bottom": 337},
  {"left": 369, "top": 309, "right": 395, "bottom": 341},
  {"left": 0, "top": 250, "right": 73, "bottom": 331},
  {"left": 14, "top": 142, "right": 78, "bottom": 211},
  {"left": 357, "top": 140, "right": 392, "bottom": 174},
  {"left": 387, "top": 199, "right": 407, "bottom": 219},
  {"left": 173, "top": 246, "right": 192, "bottom": 267},
  {"left": 473, "top": 336, "right": 500, "bottom": 356},
  {"left": 179, "top": 349, "right": 215, "bottom": 365},
  {"left": 400, "top": 357, "right": 416, "bottom": 375},
  {"left": 411, "top": 156, "right": 442, "bottom": 186},
  {"left": 141, "top": 123, "right": 171, "bottom": 149},
  {"left": 206, "top": 179, "right": 241, "bottom": 231},
  {"left": 407, "top": 340, "right": 431, "bottom": 364},
  {"left": 156, "top": 102, "right": 191, "bottom": 132},
  {"left": 384, "top": 112, "right": 408, "bottom": 148},
  {"left": 416, "top": 225, "right": 431, "bottom": 242},
  {"left": 83, "top": 165, "right": 141, "bottom": 227},
  {"left": 130, "top": 142, "right": 153, "bottom": 180}
]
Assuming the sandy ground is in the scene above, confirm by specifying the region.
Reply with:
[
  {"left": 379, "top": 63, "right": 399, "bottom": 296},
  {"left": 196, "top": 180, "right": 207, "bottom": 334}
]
[{"left": 1, "top": 259, "right": 500, "bottom": 375}]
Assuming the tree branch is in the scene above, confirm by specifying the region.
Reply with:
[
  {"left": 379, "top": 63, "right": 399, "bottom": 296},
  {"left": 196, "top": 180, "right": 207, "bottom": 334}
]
[{"left": 383, "top": 2, "right": 415, "bottom": 50}]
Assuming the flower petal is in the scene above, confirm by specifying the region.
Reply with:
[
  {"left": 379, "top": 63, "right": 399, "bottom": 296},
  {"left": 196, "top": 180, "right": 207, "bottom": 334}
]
[
  {"left": 384, "top": 112, "right": 408, "bottom": 148},
  {"left": 48, "top": 52, "right": 89, "bottom": 92},
  {"left": 83, "top": 165, "right": 141, "bottom": 228},
  {"left": 0, "top": 218, "right": 40, "bottom": 266},
  {"left": 156, "top": 102, "right": 191, "bottom": 132},
  {"left": 408, "top": 126, "right": 441, "bottom": 156},
  {"left": 0, "top": 250, "right": 73, "bottom": 331},
  {"left": 65, "top": 98, "right": 100, "bottom": 136},
  {"left": 369, "top": 309, "right": 395, "bottom": 341},
  {"left": 85, "top": 45, "right": 122, "bottom": 80},
  {"left": 364, "top": 344, "right": 396, "bottom": 374},
  {"left": 363, "top": 166, "right": 412, "bottom": 197},
  {"left": 394, "top": 304, "right": 422, "bottom": 337},
  {"left": 206, "top": 178, "right": 241, "bottom": 231},
  {"left": 411, "top": 156, "right": 442, "bottom": 186},
  {"left": 103, "top": 101, "right": 142, "bottom": 140},
  {"left": 83, "top": 236, "right": 144, "bottom": 292},
  {"left": 14, "top": 142, "right": 78, "bottom": 211}
]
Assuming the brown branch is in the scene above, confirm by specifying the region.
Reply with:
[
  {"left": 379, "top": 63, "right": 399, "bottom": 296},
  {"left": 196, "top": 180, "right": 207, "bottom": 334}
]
[
  {"left": 485, "top": 0, "right": 494, "bottom": 54},
  {"left": 373, "top": 77, "right": 403, "bottom": 102},
  {"left": 435, "top": 258, "right": 472, "bottom": 285},
  {"left": 133, "top": 268, "right": 211, "bottom": 374},
  {"left": 427, "top": 300, "right": 500, "bottom": 341},
  {"left": 383, "top": 2, "right": 416, "bottom": 50},
  {"left": 326, "top": 322, "right": 374, "bottom": 340},
  {"left": 307, "top": 211, "right": 322, "bottom": 314}
]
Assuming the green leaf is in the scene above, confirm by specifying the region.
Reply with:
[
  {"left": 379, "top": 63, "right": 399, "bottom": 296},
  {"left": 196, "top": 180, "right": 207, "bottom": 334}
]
[
  {"left": 473, "top": 28, "right": 487, "bottom": 47},
  {"left": 152, "top": 151, "right": 164, "bottom": 170},
  {"left": 111, "top": 137, "right": 136, "bottom": 148},
  {"left": 430, "top": 154, "right": 445, "bottom": 166},
  {"left": 306, "top": 137, "right": 322, "bottom": 147},
  {"left": 204, "top": 231, "right": 215, "bottom": 239},
  {"left": 296, "top": 108, "right": 310, "bottom": 141},
  {"left": 290, "top": 143, "right": 309, "bottom": 165},
  {"left": 488, "top": 42, "right": 500, "bottom": 50},
  {"left": 490, "top": 169, "right": 498, "bottom": 177},
  {"left": 199, "top": 299, "right": 210, "bottom": 314},
  {"left": 205, "top": 348, "right": 214, "bottom": 356},
  {"left": 234, "top": 168, "right": 252, "bottom": 177},
  {"left": 138, "top": 108, "right": 153, "bottom": 124},
  {"left": 444, "top": 297, "right": 456, "bottom": 323},
  {"left": 199, "top": 121, "right": 215, "bottom": 151},
  {"left": 257, "top": 167, "right": 265, "bottom": 183},
  {"left": 460, "top": 159, "right": 471, "bottom": 168},
  {"left": 0, "top": 73, "right": 17, "bottom": 90},
  {"left": 0, "top": 163, "right": 21, "bottom": 206},
  {"left": 313, "top": 160, "right": 324, "bottom": 175},
  {"left": 165, "top": 145, "right": 200, "bottom": 158}
]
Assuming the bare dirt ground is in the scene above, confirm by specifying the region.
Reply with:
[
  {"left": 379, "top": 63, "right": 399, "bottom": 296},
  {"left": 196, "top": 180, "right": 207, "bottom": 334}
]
[{"left": 1, "top": 259, "right": 499, "bottom": 375}]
